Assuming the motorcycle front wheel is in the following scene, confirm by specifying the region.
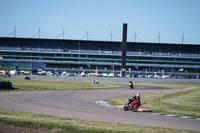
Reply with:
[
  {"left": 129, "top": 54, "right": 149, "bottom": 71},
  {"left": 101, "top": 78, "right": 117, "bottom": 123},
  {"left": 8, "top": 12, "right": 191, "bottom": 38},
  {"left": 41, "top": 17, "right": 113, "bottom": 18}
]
[
  {"left": 123, "top": 104, "right": 129, "bottom": 111},
  {"left": 132, "top": 105, "right": 139, "bottom": 112}
]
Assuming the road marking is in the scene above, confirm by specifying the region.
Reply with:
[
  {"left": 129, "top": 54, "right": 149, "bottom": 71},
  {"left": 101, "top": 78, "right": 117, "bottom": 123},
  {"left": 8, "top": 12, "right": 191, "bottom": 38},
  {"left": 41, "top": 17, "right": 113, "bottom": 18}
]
[{"left": 96, "top": 101, "right": 200, "bottom": 120}]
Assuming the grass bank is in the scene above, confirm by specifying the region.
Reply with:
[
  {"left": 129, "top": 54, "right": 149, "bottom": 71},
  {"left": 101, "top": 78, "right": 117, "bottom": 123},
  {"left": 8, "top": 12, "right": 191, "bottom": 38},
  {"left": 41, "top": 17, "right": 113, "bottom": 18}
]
[
  {"left": 0, "top": 109, "right": 198, "bottom": 133},
  {"left": 1, "top": 78, "right": 125, "bottom": 91},
  {"left": 107, "top": 82, "right": 200, "bottom": 118}
]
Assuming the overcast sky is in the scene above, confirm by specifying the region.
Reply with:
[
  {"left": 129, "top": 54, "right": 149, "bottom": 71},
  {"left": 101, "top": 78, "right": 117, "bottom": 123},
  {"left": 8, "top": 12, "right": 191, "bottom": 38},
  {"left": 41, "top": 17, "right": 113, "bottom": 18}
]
[{"left": 0, "top": 0, "right": 200, "bottom": 44}]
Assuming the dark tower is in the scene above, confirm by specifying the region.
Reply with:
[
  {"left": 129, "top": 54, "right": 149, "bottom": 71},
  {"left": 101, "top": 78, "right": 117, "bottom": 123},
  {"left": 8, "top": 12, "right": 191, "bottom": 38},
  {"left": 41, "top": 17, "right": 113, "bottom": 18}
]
[{"left": 121, "top": 23, "right": 128, "bottom": 77}]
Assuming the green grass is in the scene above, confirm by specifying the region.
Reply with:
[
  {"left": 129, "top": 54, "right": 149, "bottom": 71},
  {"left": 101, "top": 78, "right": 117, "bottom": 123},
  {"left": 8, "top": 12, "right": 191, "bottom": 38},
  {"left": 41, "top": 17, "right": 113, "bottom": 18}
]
[
  {"left": 107, "top": 82, "right": 200, "bottom": 118},
  {"left": 0, "top": 108, "right": 198, "bottom": 133},
  {"left": 1, "top": 79, "right": 200, "bottom": 132},
  {"left": 2, "top": 78, "right": 125, "bottom": 91}
]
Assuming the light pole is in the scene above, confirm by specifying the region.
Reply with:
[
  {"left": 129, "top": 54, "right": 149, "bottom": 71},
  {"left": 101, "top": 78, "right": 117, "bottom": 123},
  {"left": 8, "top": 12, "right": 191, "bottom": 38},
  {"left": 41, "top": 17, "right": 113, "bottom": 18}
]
[
  {"left": 87, "top": 65, "right": 90, "bottom": 70},
  {"left": 113, "top": 65, "right": 114, "bottom": 77}
]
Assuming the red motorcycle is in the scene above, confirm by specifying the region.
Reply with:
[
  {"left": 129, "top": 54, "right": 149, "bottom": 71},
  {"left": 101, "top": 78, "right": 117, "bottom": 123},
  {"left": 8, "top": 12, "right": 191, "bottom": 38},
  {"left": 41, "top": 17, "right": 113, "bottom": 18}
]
[{"left": 123, "top": 97, "right": 141, "bottom": 112}]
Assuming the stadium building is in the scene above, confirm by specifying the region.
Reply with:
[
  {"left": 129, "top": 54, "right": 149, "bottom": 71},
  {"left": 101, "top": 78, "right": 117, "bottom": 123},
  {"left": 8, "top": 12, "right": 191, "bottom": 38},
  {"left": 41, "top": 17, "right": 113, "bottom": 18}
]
[{"left": 0, "top": 36, "right": 200, "bottom": 78}]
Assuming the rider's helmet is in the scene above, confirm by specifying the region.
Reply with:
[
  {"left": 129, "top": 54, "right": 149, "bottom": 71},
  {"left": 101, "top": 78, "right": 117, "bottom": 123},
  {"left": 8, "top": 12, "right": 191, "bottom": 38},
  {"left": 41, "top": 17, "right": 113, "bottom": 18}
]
[
  {"left": 132, "top": 95, "right": 136, "bottom": 98},
  {"left": 136, "top": 93, "right": 140, "bottom": 98}
]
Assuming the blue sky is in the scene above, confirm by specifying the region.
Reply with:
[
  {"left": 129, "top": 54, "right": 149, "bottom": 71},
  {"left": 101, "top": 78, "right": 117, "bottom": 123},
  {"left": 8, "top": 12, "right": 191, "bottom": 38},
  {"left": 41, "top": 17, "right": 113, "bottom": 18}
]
[{"left": 0, "top": 0, "right": 200, "bottom": 44}]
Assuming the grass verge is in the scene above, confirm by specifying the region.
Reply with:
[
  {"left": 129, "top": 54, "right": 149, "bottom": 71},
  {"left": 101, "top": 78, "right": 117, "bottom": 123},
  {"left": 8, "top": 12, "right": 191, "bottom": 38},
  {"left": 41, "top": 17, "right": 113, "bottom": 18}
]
[
  {"left": 0, "top": 108, "right": 198, "bottom": 133},
  {"left": 107, "top": 82, "right": 200, "bottom": 118},
  {"left": 1, "top": 78, "right": 125, "bottom": 91}
]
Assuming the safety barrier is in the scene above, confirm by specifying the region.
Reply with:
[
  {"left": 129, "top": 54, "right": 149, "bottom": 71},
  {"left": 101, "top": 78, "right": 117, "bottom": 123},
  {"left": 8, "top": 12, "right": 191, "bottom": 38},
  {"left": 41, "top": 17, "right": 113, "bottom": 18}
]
[{"left": 0, "top": 81, "right": 13, "bottom": 90}]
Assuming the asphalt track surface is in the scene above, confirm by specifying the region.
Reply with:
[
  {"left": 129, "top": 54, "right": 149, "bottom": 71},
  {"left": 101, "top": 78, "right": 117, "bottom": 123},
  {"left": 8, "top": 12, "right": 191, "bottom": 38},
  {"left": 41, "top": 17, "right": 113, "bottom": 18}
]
[{"left": 0, "top": 83, "right": 200, "bottom": 131}]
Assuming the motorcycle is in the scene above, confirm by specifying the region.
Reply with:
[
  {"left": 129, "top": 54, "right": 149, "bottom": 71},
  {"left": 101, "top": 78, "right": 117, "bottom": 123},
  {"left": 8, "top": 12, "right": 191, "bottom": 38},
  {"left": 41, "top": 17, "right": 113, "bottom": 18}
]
[
  {"left": 129, "top": 82, "right": 134, "bottom": 89},
  {"left": 24, "top": 75, "right": 31, "bottom": 80},
  {"left": 93, "top": 80, "right": 99, "bottom": 84},
  {"left": 123, "top": 98, "right": 141, "bottom": 112}
]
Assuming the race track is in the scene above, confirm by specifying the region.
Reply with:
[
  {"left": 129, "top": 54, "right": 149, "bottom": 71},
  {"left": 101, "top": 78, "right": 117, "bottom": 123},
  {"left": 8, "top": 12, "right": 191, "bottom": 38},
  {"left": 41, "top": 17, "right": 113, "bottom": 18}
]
[{"left": 0, "top": 83, "right": 199, "bottom": 131}]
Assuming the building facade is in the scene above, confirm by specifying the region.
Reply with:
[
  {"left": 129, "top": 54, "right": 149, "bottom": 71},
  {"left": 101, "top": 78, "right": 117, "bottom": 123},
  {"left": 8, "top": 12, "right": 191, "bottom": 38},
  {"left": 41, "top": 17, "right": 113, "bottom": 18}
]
[{"left": 0, "top": 37, "right": 200, "bottom": 77}]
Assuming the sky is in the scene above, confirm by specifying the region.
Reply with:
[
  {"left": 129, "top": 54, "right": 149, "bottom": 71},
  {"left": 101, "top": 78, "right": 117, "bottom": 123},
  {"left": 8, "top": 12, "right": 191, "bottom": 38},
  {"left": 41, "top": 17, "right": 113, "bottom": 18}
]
[{"left": 0, "top": 0, "right": 200, "bottom": 44}]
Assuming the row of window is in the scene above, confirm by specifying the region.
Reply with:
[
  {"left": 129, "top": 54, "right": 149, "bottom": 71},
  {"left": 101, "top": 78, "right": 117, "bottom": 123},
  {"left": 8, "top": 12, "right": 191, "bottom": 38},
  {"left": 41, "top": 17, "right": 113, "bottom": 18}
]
[
  {"left": 0, "top": 51, "right": 119, "bottom": 59},
  {"left": 3, "top": 56, "right": 200, "bottom": 68},
  {"left": 1, "top": 51, "right": 200, "bottom": 64},
  {"left": 0, "top": 62, "right": 31, "bottom": 67}
]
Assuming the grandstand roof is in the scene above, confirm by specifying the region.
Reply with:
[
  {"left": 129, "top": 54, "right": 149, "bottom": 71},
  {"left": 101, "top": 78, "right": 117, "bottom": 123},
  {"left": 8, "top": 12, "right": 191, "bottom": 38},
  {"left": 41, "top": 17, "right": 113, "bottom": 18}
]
[{"left": 0, "top": 37, "right": 200, "bottom": 46}]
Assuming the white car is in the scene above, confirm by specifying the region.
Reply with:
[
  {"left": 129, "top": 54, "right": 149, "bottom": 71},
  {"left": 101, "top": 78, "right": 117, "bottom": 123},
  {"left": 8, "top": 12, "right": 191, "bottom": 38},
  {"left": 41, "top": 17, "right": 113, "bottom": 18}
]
[
  {"left": 147, "top": 75, "right": 153, "bottom": 78},
  {"left": 102, "top": 73, "right": 108, "bottom": 77},
  {"left": 162, "top": 75, "right": 171, "bottom": 79},
  {"left": 47, "top": 71, "right": 54, "bottom": 76},
  {"left": 81, "top": 72, "right": 86, "bottom": 77},
  {"left": 154, "top": 75, "right": 160, "bottom": 78},
  {"left": 61, "top": 71, "right": 67, "bottom": 77},
  {"left": 138, "top": 75, "right": 145, "bottom": 78}
]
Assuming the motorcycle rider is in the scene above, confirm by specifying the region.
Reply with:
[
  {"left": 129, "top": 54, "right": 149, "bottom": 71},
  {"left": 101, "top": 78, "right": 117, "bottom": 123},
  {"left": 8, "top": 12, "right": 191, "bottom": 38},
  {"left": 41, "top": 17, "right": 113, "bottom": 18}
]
[
  {"left": 128, "top": 94, "right": 140, "bottom": 105},
  {"left": 93, "top": 80, "right": 99, "bottom": 84},
  {"left": 129, "top": 81, "right": 134, "bottom": 89},
  {"left": 136, "top": 93, "right": 140, "bottom": 101}
]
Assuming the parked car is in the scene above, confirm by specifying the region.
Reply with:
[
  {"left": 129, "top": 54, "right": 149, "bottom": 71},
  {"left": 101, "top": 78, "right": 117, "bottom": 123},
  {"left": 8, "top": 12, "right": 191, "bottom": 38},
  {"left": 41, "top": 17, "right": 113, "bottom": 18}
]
[
  {"left": 47, "top": 71, "right": 54, "bottom": 76},
  {"left": 81, "top": 72, "right": 86, "bottom": 77},
  {"left": 154, "top": 75, "right": 161, "bottom": 78},
  {"left": 61, "top": 71, "right": 67, "bottom": 77},
  {"left": 54, "top": 72, "right": 60, "bottom": 76},
  {"left": 102, "top": 73, "right": 108, "bottom": 77},
  {"left": 147, "top": 75, "right": 153, "bottom": 78},
  {"left": 162, "top": 75, "right": 171, "bottom": 79},
  {"left": 138, "top": 75, "right": 145, "bottom": 78},
  {"left": 108, "top": 73, "right": 114, "bottom": 77}
]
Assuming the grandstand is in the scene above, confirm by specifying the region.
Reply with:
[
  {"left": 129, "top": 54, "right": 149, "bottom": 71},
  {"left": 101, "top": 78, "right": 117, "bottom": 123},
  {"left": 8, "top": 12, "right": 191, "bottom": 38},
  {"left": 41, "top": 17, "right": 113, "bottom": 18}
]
[{"left": 0, "top": 37, "right": 200, "bottom": 78}]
